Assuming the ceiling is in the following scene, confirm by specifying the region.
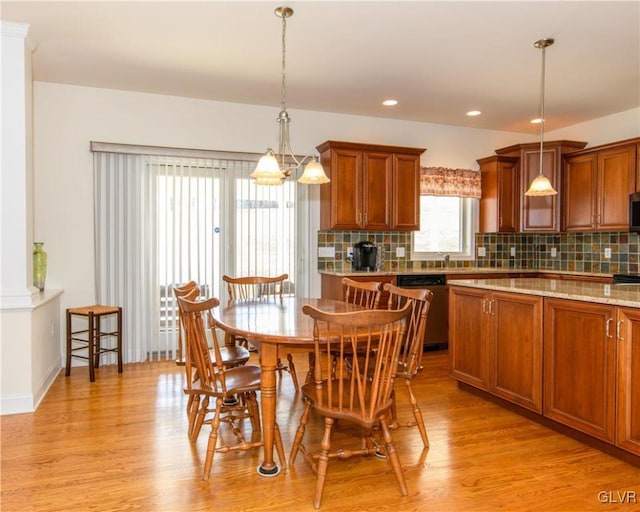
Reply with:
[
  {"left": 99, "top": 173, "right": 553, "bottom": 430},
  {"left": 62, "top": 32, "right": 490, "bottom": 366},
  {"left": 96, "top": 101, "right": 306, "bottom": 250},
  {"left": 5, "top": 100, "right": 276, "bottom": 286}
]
[{"left": 2, "top": 1, "right": 639, "bottom": 134}]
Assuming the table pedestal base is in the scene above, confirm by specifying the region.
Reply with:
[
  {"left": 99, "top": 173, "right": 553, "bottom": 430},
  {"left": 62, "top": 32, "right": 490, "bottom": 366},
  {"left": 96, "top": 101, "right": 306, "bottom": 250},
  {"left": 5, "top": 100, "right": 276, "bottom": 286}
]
[{"left": 256, "top": 463, "right": 281, "bottom": 477}]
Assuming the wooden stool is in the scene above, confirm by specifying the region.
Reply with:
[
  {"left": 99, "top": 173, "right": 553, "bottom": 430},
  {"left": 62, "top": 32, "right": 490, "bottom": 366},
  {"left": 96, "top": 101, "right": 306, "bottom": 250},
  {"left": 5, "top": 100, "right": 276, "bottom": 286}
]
[{"left": 66, "top": 305, "right": 123, "bottom": 382}]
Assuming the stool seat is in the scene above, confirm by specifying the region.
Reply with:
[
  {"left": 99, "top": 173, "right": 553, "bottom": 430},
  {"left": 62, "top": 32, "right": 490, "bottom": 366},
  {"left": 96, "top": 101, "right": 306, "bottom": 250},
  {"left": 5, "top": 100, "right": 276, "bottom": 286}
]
[
  {"left": 66, "top": 305, "right": 123, "bottom": 382},
  {"left": 67, "top": 305, "right": 120, "bottom": 316}
]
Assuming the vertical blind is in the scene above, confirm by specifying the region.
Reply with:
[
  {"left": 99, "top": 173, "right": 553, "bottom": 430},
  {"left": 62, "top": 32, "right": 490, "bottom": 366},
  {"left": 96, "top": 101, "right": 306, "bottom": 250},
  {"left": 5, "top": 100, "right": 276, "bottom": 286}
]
[{"left": 92, "top": 144, "right": 298, "bottom": 363}]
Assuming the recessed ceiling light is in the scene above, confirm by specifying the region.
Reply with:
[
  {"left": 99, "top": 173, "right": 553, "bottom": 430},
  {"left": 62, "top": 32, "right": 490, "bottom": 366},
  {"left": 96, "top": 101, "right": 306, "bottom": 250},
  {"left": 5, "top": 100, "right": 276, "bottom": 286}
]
[
  {"left": 382, "top": 99, "right": 398, "bottom": 106},
  {"left": 466, "top": 110, "right": 482, "bottom": 117},
  {"left": 531, "top": 118, "right": 543, "bottom": 124}
]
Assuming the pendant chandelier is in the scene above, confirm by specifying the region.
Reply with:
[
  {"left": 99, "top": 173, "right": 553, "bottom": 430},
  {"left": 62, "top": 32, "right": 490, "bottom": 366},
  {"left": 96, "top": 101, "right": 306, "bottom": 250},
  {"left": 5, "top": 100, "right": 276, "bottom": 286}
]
[
  {"left": 525, "top": 38, "right": 557, "bottom": 196},
  {"left": 250, "top": 6, "right": 330, "bottom": 186}
]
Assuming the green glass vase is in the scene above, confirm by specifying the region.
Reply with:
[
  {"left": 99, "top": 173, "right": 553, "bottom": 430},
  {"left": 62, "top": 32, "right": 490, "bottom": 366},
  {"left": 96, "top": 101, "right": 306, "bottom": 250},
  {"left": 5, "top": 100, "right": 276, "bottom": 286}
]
[{"left": 33, "top": 242, "right": 47, "bottom": 291}]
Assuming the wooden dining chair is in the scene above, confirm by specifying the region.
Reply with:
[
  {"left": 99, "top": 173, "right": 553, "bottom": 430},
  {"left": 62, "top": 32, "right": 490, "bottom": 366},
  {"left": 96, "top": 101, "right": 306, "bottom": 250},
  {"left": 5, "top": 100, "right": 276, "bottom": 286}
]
[
  {"left": 174, "top": 281, "right": 250, "bottom": 367},
  {"left": 178, "top": 295, "right": 286, "bottom": 481},
  {"left": 309, "top": 277, "right": 384, "bottom": 383},
  {"left": 222, "top": 274, "right": 299, "bottom": 390},
  {"left": 175, "top": 284, "right": 251, "bottom": 440},
  {"left": 290, "top": 302, "right": 412, "bottom": 509},
  {"left": 173, "top": 281, "right": 198, "bottom": 365},
  {"left": 384, "top": 283, "right": 434, "bottom": 449},
  {"left": 342, "top": 277, "right": 384, "bottom": 308}
]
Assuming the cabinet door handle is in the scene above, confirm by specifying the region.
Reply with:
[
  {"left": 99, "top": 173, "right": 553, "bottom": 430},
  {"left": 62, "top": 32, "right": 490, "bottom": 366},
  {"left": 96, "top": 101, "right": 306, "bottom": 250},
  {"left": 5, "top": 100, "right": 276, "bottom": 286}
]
[
  {"left": 488, "top": 299, "right": 494, "bottom": 316},
  {"left": 605, "top": 318, "right": 613, "bottom": 338},
  {"left": 364, "top": 212, "right": 368, "bottom": 224},
  {"left": 357, "top": 212, "right": 362, "bottom": 224},
  {"left": 482, "top": 298, "right": 487, "bottom": 314},
  {"left": 617, "top": 320, "right": 624, "bottom": 341}
]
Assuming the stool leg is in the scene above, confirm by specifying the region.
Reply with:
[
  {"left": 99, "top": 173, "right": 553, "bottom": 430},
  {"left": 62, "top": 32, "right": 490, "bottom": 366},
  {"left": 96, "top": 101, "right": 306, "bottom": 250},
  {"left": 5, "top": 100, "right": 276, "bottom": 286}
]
[
  {"left": 94, "top": 315, "right": 102, "bottom": 369},
  {"left": 117, "top": 307, "right": 123, "bottom": 374},
  {"left": 65, "top": 310, "right": 72, "bottom": 376},
  {"left": 88, "top": 312, "right": 96, "bottom": 382}
]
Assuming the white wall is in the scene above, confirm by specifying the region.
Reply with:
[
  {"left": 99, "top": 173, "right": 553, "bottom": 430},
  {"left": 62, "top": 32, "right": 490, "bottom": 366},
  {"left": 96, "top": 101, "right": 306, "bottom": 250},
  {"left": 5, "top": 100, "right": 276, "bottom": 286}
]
[
  {"left": 546, "top": 108, "right": 640, "bottom": 147},
  {"left": 33, "top": 81, "right": 525, "bottom": 337},
  {"left": 33, "top": 81, "right": 640, "bottom": 369},
  {"left": 1, "top": 22, "right": 62, "bottom": 415}
]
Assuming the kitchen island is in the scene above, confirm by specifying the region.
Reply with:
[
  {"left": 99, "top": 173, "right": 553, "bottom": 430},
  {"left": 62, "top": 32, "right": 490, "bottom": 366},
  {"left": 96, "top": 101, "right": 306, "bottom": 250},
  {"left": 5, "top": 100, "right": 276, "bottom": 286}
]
[
  {"left": 320, "top": 270, "right": 614, "bottom": 351},
  {"left": 448, "top": 277, "right": 640, "bottom": 465}
]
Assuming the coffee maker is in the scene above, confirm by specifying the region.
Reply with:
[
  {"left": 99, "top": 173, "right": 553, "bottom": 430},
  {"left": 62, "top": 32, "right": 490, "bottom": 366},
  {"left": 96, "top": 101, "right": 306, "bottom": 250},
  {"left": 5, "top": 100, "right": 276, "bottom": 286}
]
[{"left": 352, "top": 241, "right": 377, "bottom": 271}]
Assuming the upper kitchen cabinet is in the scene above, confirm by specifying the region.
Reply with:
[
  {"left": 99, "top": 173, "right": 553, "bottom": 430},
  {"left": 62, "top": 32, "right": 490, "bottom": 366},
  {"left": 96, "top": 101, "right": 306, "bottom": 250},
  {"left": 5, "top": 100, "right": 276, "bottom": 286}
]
[
  {"left": 317, "top": 141, "right": 426, "bottom": 231},
  {"left": 496, "top": 140, "right": 586, "bottom": 232},
  {"left": 477, "top": 155, "right": 519, "bottom": 233},
  {"left": 562, "top": 139, "right": 638, "bottom": 232}
]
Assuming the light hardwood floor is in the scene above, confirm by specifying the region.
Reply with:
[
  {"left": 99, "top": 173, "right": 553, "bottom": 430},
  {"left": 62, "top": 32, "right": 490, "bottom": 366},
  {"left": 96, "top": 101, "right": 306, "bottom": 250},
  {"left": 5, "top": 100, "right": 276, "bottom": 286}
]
[{"left": 2, "top": 350, "right": 639, "bottom": 511}]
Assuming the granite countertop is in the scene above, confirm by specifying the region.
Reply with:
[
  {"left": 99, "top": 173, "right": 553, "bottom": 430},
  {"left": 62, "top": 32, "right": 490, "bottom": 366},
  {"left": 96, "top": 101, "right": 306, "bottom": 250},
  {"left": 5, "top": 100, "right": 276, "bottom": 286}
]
[
  {"left": 319, "top": 268, "right": 609, "bottom": 279},
  {"left": 447, "top": 277, "right": 640, "bottom": 308}
]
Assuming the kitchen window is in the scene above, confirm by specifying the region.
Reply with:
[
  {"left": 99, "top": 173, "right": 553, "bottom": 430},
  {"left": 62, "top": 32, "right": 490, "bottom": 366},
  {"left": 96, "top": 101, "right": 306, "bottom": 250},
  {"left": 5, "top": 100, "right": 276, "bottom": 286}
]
[{"left": 411, "top": 195, "right": 478, "bottom": 261}]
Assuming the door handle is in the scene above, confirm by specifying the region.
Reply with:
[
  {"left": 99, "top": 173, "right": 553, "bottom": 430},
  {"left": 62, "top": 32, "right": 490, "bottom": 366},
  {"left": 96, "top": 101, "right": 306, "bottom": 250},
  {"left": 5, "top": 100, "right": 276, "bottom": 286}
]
[
  {"left": 605, "top": 318, "right": 613, "bottom": 338},
  {"left": 616, "top": 320, "right": 624, "bottom": 341}
]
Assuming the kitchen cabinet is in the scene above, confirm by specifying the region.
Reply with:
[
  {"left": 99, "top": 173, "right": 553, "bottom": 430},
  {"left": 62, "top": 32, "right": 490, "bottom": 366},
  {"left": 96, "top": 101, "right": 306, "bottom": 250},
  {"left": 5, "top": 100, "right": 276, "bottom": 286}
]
[
  {"left": 544, "top": 298, "right": 640, "bottom": 454},
  {"left": 562, "top": 142, "right": 637, "bottom": 231},
  {"left": 495, "top": 140, "right": 586, "bottom": 232},
  {"left": 616, "top": 307, "right": 640, "bottom": 456},
  {"left": 637, "top": 143, "right": 640, "bottom": 189},
  {"left": 449, "top": 286, "right": 543, "bottom": 412},
  {"left": 317, "top": 141, "right": 425, "bottom": 231},
  {"left": 544, "top": 298, "right": 616, "bottom": 442},
  {"left": 449, "top": 287, "right": 488, "bottom": 389},
  {"left": 477, "top": 155, "right": 519, "bottom": 233}
]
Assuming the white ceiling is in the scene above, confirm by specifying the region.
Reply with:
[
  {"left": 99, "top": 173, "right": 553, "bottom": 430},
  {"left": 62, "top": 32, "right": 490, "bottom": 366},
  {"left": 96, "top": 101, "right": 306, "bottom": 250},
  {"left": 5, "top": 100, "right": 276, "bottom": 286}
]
[{"left": 3, "top": 0, "right": 639, "bottom": 134}]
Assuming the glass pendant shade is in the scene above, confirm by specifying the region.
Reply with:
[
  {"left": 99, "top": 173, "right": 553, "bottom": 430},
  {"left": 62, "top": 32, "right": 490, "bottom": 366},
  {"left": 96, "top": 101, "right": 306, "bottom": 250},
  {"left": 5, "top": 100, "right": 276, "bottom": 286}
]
[
  {"left": 525, "top": 174, "right": 557, "bottom": 196},
  {"left": 250, "top": 150, "right": 285, "bottom": 183},
  {"left": 298, "top": 159, "right": 330, "bottom": 184}
]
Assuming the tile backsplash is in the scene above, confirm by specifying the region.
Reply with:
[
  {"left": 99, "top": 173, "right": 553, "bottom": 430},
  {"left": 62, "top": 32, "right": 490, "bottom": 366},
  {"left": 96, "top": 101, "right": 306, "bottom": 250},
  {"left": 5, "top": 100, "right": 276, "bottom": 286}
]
[{"left": 317, "top": 230, "right": 640, "bottom": 275}]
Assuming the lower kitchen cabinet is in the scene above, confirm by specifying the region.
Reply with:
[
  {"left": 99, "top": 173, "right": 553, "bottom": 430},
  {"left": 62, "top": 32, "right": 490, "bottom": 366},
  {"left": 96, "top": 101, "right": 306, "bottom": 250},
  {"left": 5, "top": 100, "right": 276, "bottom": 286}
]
[
  {"left": 544, "top": 298, "right": 616, "bottom": 442},
  {"left": 450, "top": 286, "right": 640, "bottom": 458},
  {"left": 617, "top": 307, "right": 640, "bottom": 455},
  {"left": 544, "top": 298, "right": 640, "bottom": 455},
  {"left": 449, "top": 286, "right": 543, "bottom": 412},
  {"left": 449, "top": 287, "right": 489, "bottom": 390}
]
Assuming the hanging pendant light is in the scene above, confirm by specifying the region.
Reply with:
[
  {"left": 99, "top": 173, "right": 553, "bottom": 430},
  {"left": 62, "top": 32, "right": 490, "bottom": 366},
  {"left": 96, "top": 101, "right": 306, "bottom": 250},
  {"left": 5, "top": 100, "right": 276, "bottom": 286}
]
[
  {"left": 250, "top": 6, "right": 330, "bottom": 186},
  {"left": 525, "top": 38, "right": 557, "bottom": 197}
]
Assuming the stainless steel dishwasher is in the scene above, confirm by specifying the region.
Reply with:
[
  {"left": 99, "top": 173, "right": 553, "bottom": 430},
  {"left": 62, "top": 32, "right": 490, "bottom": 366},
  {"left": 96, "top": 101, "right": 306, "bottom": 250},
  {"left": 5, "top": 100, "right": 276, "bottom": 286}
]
[{"left": 396, "top": 274, "right": 448, "bottom": 351}]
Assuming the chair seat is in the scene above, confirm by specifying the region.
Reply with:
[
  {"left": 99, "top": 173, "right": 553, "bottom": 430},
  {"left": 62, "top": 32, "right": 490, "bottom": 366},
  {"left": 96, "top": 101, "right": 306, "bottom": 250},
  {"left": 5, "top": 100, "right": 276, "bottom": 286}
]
[
  {"left": 213, "top": 345, "right": 251, "bottom": 367},
  {"left": 300, "top": 380, "right": 393, "bottom": 429},
  {"left": 185, "top": 364, "right": 262, "bottom": 398}
]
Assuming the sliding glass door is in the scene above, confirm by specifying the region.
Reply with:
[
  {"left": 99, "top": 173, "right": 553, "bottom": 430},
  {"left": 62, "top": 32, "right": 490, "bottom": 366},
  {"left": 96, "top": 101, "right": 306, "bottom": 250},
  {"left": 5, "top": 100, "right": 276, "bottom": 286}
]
[{"left": 94, "top": 147, "right": 302, "bottom": 363}]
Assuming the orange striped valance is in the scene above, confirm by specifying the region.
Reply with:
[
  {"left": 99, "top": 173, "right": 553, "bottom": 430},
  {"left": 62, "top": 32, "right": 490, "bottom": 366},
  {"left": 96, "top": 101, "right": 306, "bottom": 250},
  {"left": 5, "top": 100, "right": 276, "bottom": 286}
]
[{"left": 419, "top": 167, "right": 481, "bottom": 199}]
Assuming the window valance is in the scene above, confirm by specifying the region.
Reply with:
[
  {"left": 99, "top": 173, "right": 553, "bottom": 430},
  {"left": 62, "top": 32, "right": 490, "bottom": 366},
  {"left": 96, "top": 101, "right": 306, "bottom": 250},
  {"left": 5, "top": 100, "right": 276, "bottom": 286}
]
[{"left": 420, "top": 166, "right": 481, "bottom": 199}]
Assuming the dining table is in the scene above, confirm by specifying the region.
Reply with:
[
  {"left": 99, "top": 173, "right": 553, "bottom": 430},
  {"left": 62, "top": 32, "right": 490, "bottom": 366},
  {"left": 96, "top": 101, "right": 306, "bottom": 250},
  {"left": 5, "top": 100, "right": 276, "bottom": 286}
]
[{"left": 213, "top": 296, "right": 362, "bottom": 477}]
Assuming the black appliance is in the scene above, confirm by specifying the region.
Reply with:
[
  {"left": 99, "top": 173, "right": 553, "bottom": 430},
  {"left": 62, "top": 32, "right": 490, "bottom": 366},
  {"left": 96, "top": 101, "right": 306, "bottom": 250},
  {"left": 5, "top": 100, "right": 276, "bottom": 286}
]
[
  {"left": 613, "top": 274, "right": 640, "bottom": 284},
  {"left": 630, "top": 193, "right": 640, "bottom": 232},
  {"left": 352, "top": 241, "right": 377, "bottom": 271},
  {"left": 396, "top": 274, "right": 447, "bottom": 350}
]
